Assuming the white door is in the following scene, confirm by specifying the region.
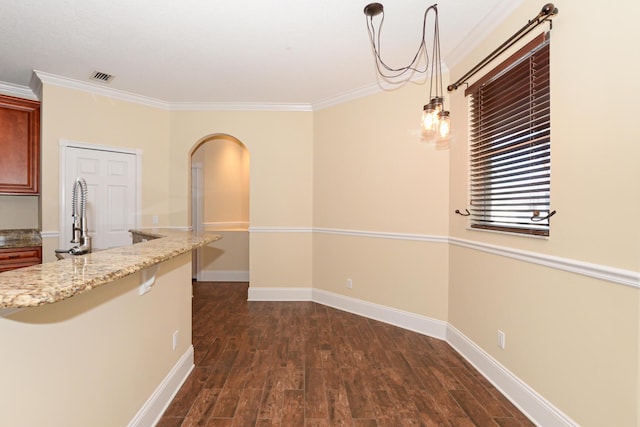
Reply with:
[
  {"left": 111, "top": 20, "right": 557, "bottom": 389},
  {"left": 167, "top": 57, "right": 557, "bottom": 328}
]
[{"left": 61, "top": 146, "right": 137, "bottom": 251}]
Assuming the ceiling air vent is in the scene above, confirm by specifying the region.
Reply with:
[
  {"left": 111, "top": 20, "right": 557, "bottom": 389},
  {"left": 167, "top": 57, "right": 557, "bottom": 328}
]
[{"left": 90, "top": 71, "right": 114, "bottom": 83}]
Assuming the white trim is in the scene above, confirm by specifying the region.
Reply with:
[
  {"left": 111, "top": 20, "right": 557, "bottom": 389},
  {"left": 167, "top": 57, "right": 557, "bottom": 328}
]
[
  {"left": 446, "top": 325, "right": 577, "bottom": 427},
  {"left": 247, "top": 287, "right": 313, "bottom": 301},
  {"left": 0, "top": 81, "right": 38, "bottom": 100},
  {"left": 40, "top": 231, "right": 59, "bottom": 239},
  {"left": 248, "top": 227, "right": 639, "bottom": 288},
  {"left": 127, "top": 345, "right": 195, "bottom": 427},
  {"left": 29, "top": 72, "right": 42, "bottom": 100},
  {"left": 191, "top": 162, "right": 204, "bottom": 281},
  {"left": 59, "top": 138, "right": 141, "bottom": 155},
  {"left": 34, "top": 70, "right": 170, "bottom": 110},
  {"left": 247, "top": 286, "right": 446, "bottom": 339},
  {"left": 311, "top": 68, "right": 447, "bottom": 111},
  {"left": 136, "top": 226, "right": 192, "bottom": 231},
  {"left": 450, "top": 237, "right": 640, "bottom": 289},
  {"left": 249, "top": 226, "right": 314, "bottom": 233},
  {"left": 312, "top": 288, "right": 447, "bottom": 339},
  {"left": 135, "top": 149, "right": 143, "bottom": 231},
  {"left": 169, "top": 102, "right": 312, "bottom": 112},
  {"left": 32, "top": 71, "right": 312, "bottom": 112},
  {"left": 315, "top": 227, "right": 449, "bottom": 243},
  {"left": 250, "top": 226, "right": 448, "bottom": 243},
  {"left": 312, "top": 83, "right": 384, "bottom": 111},
  {"left": 445, "top": 0, "right": 526, "bottom": 70},
  {"left": 199, "top": 270, "right": 249, "bottom": 282},
  {"left": 203, "top": 221, "right": 249, "bottom": 231}
]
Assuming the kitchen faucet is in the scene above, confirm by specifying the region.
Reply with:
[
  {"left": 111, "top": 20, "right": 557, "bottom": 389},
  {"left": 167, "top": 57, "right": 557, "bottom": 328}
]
[{"left": 55, "top": 177, "right": 92, "bottom": 256}]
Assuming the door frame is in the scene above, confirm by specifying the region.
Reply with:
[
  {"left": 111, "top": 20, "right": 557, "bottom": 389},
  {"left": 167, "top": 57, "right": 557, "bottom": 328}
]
[
  {"left": 191, "top": 161, "right": 204, "bottom": 280},
  {"left": 58, "top": 139, "right": 142, "bottom": 250}
]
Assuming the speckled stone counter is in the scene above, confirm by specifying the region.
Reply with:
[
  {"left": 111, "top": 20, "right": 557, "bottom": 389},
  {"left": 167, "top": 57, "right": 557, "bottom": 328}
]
[
  {"left": 0, "top": 228, "right": 220, "bottom": 309},
  {"left": 0, "top": 228, "right": 42, "bottom": 249}
]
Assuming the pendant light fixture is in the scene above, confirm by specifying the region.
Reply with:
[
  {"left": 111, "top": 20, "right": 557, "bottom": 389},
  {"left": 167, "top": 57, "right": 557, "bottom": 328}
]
[
  {"left": 423, "top": 8, "right": 450, "bottom": 140},
  {"left": 364, "top": 2, "right": 450, "bottom": 140}
]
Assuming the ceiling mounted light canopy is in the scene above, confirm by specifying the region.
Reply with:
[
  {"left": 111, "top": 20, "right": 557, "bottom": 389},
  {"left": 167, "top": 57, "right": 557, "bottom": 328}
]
[{"left": 363, "top": 2, "right": 450, "bottom": 140}]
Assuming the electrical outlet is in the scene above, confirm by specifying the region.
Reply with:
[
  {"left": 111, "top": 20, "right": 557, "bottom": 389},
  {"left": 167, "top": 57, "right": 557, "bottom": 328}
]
[
  {"left": 346, "top": 278, "right": 353, "bottom": 289},
  {"left": 497, "top": 330, "right": 506, "bottom": 350},
  {"left": 152, "top": 215, "right": 159, "bottom": 225},
  {"left": 172, "top": 330, "right": 179, "bottom": 350}
]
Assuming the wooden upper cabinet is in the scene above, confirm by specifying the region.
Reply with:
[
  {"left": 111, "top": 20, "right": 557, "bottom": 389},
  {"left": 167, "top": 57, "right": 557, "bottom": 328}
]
[{"left": 0, "top": 94, "right": 40, "bottom": 194}]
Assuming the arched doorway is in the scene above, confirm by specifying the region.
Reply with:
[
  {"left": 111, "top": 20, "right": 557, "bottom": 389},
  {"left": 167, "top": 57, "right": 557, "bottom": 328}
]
[{"left": 190, "top": 134, "right": 249, "bottom": 282}]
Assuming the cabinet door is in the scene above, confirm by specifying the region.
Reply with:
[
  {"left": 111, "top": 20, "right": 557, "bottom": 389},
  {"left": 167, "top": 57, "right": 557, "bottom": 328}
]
[
  {"left": 0, "top": 95, "right": 40, "bottom": 194},
  {"left": 0, "top": 246, "right": 42, "bottom": 272}
]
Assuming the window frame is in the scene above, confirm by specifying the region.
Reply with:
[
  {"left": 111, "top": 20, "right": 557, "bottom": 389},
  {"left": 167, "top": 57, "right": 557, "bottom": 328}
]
[{"left": 465, "top": 33, "right": 552, "bottom": 237}]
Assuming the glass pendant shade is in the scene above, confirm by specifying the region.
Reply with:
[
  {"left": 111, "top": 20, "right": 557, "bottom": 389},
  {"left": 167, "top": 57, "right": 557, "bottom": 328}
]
[
  {"left": 438, "top": 110, "right": 451, "bottom": 138},
  {"left": 431, "top": 96, "right": 444, "bottom": 115},
  {"left": 422, "top": 96, "right": 443, "bottom": 132},
  {"left": 422, "top": 103, "right": 436, "bottom": 132}
]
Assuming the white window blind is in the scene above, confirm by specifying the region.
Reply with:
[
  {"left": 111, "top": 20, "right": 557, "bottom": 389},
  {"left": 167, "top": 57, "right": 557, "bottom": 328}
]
[{"left": 466, "top": 34, "right": 551, "bottom": 237}]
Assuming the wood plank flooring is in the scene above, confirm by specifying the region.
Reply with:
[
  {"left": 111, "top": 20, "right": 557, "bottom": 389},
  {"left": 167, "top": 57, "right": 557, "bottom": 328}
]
[{"left": 157, "top": 282, "right": 534, "bottom": 427}]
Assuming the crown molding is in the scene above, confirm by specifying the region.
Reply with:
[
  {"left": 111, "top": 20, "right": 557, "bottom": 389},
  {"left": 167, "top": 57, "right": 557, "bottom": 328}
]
[
  {"left": 311, "top": 64, "right": 450, "bottom": 111},
  {"left": 169, "top": 101, "right": 312, "bottom": 112},
  {"left": 24, "top": 68, "right": 440, "bottom": 112},
  {"left": 30, "top": 71, "right": 313, "bottom": 112},
  {"left": 0, "top": 81, "right": 38, "bottom": 100},
  {"left": 33, "top": 70, "right": 171, "bottom": 110},
  {"left": 444, "top": 0, "right": 526, "bottom": 70},
  {"left": 311, "top": 83, "right": 383, "bottom": 110}
]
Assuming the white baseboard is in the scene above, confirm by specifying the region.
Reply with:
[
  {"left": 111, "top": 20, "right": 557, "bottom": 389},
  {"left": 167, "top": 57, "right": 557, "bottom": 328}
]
[
  {"left": 247, "top": 286, "right": 313, "bottom": 301},
  {"left": 446, "top": 325, "right": 577, "bottom": 427},
  {"left": 198, "top": 270, "right": 249, "bottom": 282},
  {"left": 128, "top": 345, "right": 195, "bottom": 427},
  {"left": 247, "top": 286, "right": 446, "bottom": 339},
  {"left": 246, "top": 286, "right": 578, "bottom": 427},
  {"left": 312, "top": 288, "right": 447, "bottom": 339}
]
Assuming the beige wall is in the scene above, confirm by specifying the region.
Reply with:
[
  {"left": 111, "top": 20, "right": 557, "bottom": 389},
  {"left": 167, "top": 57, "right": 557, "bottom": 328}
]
[
  {"left": 170, "top": 110, "right": 313, "bottom": 288},
  {"left": 314, "top": 233, "right": 448, "bottom": 319},
  {"left": 313, "top": 85, "right": 449, "bottom": 234},
  {"left": 39, "top": 84, "right": 171, "bottom": 262},
  {"left": 0, "top": 253, "right": 192, "bottom": 427},
  {"left": 0, "top": 195, "right": 39, "bottom": 229},
  {"left": 313, "top": 83, "right": 450, "bottom": 320},
  {"left": 169, "top": 110, "right": 313, "bottom": 228},
  {"left": 199, "top": 230, "right": 249, "bottom": 273},
  {"left": 251, "top": 231, "right": 313, "bottom": 288},
  {"left": 447, "top": 1, "right": 640, "bottom": 425}
]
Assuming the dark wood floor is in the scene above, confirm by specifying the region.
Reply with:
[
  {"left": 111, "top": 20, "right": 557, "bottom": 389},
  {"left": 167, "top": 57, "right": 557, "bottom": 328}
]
[{"left": 157, "top": 282, "right": 534, "bottom": 427}]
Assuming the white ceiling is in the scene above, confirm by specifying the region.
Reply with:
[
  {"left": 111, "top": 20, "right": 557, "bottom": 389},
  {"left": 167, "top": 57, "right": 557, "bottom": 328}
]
[{"left": 0, "top": 0, "right": 523, "bottom": 107}]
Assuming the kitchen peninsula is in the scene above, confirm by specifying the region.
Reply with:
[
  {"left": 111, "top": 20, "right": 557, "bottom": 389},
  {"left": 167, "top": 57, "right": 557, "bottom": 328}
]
[{"left": 0, "top": 229, "right": 220, "bottom": 427}]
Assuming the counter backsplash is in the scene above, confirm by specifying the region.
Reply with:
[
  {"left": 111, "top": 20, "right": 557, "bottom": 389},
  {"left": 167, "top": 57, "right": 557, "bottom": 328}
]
[{"left": 0, "top": 229, "right": 42, "bottom": 248}]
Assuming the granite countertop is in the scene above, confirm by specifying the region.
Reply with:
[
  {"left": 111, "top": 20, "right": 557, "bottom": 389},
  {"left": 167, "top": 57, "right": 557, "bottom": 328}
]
[
  {"left": 0, "top": 228, "right": 220, "bottom": 309},
  {"left": 0, "top": 229, "right": 42, "bottom": 249}
]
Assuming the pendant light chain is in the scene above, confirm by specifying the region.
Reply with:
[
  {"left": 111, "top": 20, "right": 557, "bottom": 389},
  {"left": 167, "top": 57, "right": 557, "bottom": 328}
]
[
  {"left": 364, "top": 3, "right": 437, "bottom": 80},
  {"left": 363, "top": 3, "right": 451, "bottom": 141}
]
